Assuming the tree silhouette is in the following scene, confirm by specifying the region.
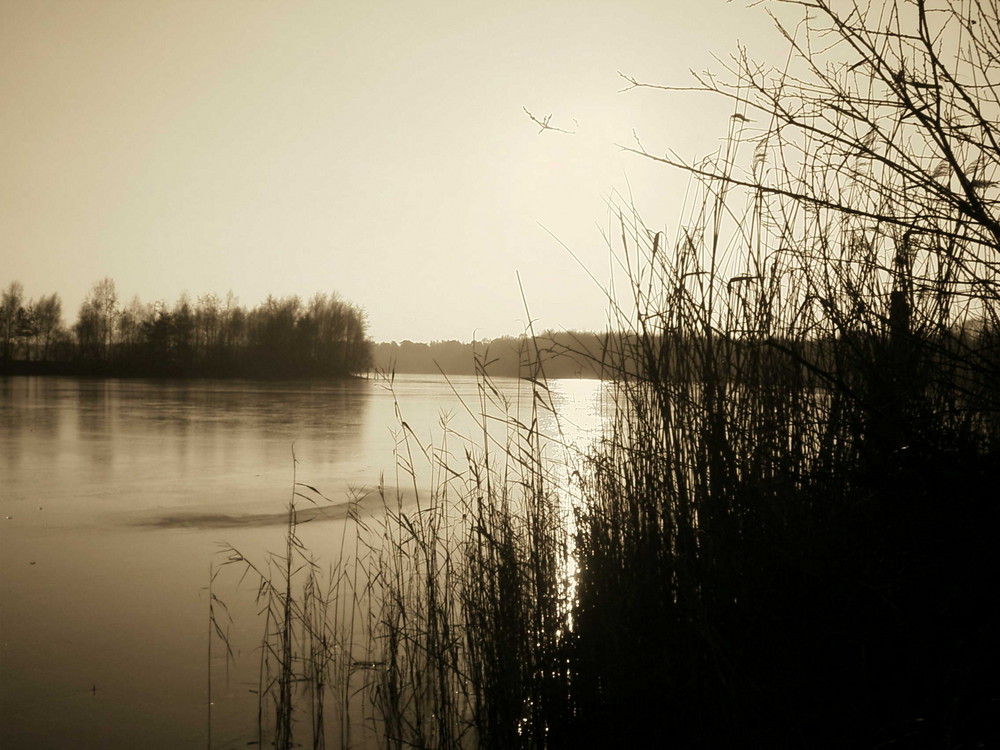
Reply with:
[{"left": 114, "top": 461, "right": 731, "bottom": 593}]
[
  {"left": 0, "top": 281, "right": 25, "bottom": 363},
  {"left": 621, "top": 0, "right": 1000, "bottom": 449},
  {"left": 33, "top": 293, "right": 63, "bottom": 361}
]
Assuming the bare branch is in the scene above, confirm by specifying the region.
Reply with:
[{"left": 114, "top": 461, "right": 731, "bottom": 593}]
[{"left": 522, "top": 107, "right": 576, "bottom": 135}]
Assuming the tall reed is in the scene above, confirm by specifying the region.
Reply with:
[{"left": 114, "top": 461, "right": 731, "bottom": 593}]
[
  {"left": 365, "top": 350, "right": 575, "bottom": 750},
  {"left": 211, "top": 453, "right": 376, "bottom": 750},
  {"left": 559, "top": 117, "right": 1000, "bottom": 746},
  {"left": 224, "top": 184, "right": 998, "bottom": 746}
]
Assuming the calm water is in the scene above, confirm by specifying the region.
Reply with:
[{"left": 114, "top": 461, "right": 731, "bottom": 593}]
[{"left": 0, "top": 374, "right": 605, "bottom": 749}]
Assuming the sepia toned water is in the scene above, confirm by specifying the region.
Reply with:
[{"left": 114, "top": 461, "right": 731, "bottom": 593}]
[{"left": 0, "top": 374, "right": 606, "bottom": 749}]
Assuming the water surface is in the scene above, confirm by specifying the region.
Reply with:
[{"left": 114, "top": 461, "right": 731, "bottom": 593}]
[{"left": 0, "top": 374, "right": 605, "bottom": 749}]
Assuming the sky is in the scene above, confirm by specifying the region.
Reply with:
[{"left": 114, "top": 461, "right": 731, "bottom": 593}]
[{"left": 1, "top": 0, "right": 790, "bottom": 343}]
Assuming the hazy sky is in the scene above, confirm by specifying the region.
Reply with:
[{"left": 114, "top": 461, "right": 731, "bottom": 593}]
[{"left": 2, "top": 0, "right": 787, "bottom": 342}]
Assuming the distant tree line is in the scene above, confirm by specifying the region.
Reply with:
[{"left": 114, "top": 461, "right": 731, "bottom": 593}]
[
  {"left": 372, "top": 333, "right": 609, "bottom": 379},
  {"left": 372, "top": 326, "right": 997, "bottom": 388},
  {"left": 0, "top": 278, "right": 371, "bottom": 378}
]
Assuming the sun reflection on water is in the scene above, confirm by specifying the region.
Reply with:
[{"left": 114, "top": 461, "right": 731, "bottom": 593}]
[{"left": 540, "top": 378, "right": 612, "bottom": 631}]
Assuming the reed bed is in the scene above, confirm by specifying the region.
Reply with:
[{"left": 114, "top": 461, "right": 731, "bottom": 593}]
[
  {"left": 218, "top": 199, "right": 999, "bottom": 748},
  {"left": 219, "top": 235, "right": 998, "bottom": 747},
  {"left": 220, "top": 2, "right": 1000, "bottom": 745},
  {"left": 210, "top": 462, "right": 375, "bottom": 750},
  {"left": 366, "top": 349, "right": 577, "bottom": 750}
]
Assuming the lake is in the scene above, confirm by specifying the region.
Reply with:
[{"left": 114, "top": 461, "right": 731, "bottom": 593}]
[{"left": 0, "top": 374, "right": 606, "bottom": 749}]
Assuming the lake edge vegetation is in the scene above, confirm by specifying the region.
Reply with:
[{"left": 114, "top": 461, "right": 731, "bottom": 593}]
[{"left": 223, "top": 1, "right": 1000, "bottom": 747}]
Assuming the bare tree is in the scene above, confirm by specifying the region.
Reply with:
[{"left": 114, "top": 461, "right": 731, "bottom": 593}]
[
  {"left": 1, "top": 281, "right": 25, "bottom": 362},
  {"left": 75, "top": 278, "right": 120, "bottom": 363},
  {"left": 33, "top": 293, "right": 63, "bottom": 361},
  {"left": 618, "top": 0, "right": 1000, "bottom": 436}
]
